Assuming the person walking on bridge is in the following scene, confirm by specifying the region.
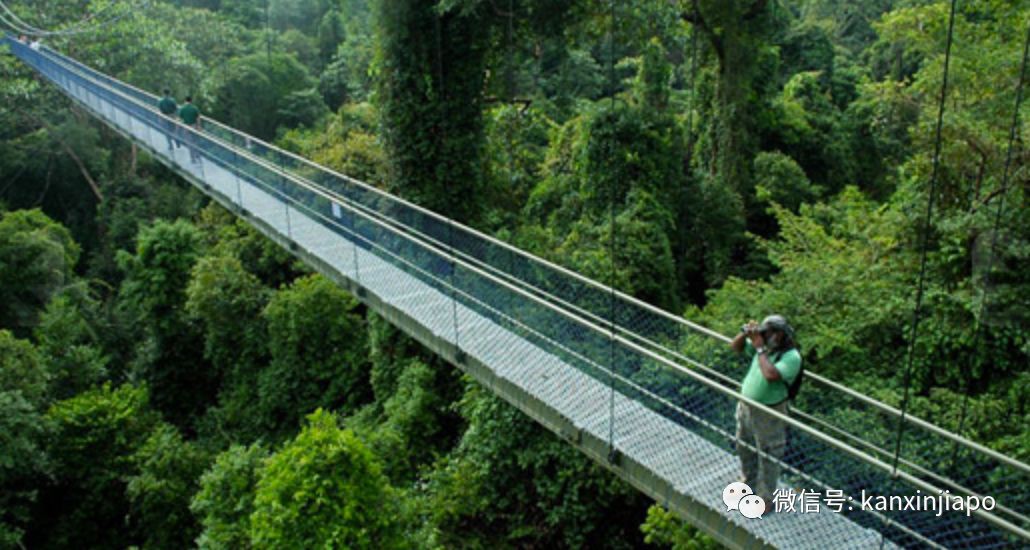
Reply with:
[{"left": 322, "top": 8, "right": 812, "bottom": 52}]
[
  {"left": 157, "top": 89, "right": 179, "bottom": 151},
  {"left": 178, "top": 96, "right": 202, "bottom": 164},
  {"left": 730, "top": 314, "right": 802, "bottom": 512}
]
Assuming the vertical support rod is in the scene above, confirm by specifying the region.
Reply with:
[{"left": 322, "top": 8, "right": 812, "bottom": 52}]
[
  {"left": 433, "top": 10, "right": 461, "bottom": 352},
  {"left": 606, "top": 0, "right": 618, "bottom": 463},
  {"left": 348, "top": 200, "right": 362, "bottom": 285}
]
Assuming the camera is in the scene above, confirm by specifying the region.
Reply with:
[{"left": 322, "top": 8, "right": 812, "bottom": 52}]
[{"left": 741, "top": 324, "right": 768, "bottom": 338}]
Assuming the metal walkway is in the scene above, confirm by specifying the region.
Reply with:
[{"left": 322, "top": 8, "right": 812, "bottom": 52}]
[{"left": 6, "top": 36, "right": 1028, "bottom": 549}]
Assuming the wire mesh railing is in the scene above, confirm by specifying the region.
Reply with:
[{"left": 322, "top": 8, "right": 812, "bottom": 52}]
[
  {"left": 53, "top": 35, "right": 1030, "bottom": 537},
  {"left": 8, "top": 36, "right": 1029, "bottom": 548}
]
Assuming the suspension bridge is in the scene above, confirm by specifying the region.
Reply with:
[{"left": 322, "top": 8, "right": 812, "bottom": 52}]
[{"left": 4, "top": 36, "right": 1029, "bottom": 549}]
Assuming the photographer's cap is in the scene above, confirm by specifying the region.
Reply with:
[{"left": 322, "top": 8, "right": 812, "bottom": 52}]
[{"left": 758, "top": 314, "right": 794, "bottom": 340}]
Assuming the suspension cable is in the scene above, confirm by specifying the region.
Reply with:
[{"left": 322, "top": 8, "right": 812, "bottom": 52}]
[
  {"left": 605, "top": 0, "right": 618, "bottom": 462},
  {"left": 504, "top": 0, "right": 516, "bottom": 192},
  {"left": 0, "top": 0, "right": 140, "bottom": 38},
  {"left": 880, "top": 6, "right": 960, "bottom": 546},
  {"left": 432, "top": 7, "right": 461, "bottom": 354},
  {"left": 878, "top": 10, "right": 962, "bottom": 550},
  {"left": 686, "top": 14, "right": 698, "bottom": 150},
  {"left": 950, "top": 24, "right": 1030, "bottom": 457},
  {"left": 0, "top": 0, "right": 45, "bottom": 35}
]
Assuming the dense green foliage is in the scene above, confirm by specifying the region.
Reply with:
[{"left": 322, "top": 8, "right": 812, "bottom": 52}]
[
  {"left": 191, "top": 443, "right": 268, "bottom": 550},
  {"left": 258, "top": 274, "right": 370, "bottom": 437},
  {"left": 249, "top": 409, "right": 405, "bottom": 548},
  {"left": 34, "top": 383, "right": 160, "bottom": 548},
  {"left": 0, "top": 209, "right": 80, "bottom": 332},
  {"left": 210, "top": 53, "right": 327, "bottom": 140},
  {"left": 0, "top": 0, "right": 1027, "bottom": 548}
]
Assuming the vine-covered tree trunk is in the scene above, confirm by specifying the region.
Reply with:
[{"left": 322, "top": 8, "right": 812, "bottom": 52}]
[
  {"left": 683, "top": 0, "right": 775, "bottom": 284},
  {"left": 376, "top": 0, "right": 489, "bottom": 223}
]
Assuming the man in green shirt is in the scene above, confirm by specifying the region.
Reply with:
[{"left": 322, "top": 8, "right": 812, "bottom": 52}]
[
  {"left": 730, "top": 314, "right": 802, "bottom": 511},
  {"left": 178, "top": 96, "right": 202, "bottom": 163},
  {"left": 157, "top": 89, "right": 179, "bottom": 150}
]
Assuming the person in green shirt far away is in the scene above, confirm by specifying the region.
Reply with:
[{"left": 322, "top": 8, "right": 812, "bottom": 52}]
[
  {"left": 157, "top": 89, "right": 179, "bottom": 150},
  {"left": 730, "top": 314, "right": 802, "bottom": 514},
  {"left": 178, "top": 96, "right": 202, "bottom": 163}
]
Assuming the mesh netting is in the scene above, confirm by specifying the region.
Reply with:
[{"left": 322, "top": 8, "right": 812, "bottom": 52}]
[{"left": 11, "top": 37, "right": 1027, "bottom": 548}]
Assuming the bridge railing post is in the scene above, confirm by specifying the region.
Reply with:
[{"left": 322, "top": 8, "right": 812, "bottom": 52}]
[
  {"left": 347, "top": 200, "right": 362, "bottom": 285},
  {"left": 284, "top": 200, "right": 293, "bottom": 240}
]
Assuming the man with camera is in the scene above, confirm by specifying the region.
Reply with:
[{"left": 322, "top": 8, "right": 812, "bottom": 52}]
[{"left": 730, "top": 314, "right": 802, "bottom": 512}]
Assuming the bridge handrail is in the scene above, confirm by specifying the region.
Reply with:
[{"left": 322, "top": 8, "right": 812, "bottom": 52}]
[
  {"left": 13, "top": 37, "right": 1029, "bottom": 541},
  {"left": 29, "top": 38, "right": 1030, "bottom": 479}
]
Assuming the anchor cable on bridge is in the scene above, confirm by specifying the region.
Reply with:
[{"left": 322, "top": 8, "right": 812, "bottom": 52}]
[
  {"left": 605, "top": 0, "right": 619, "bottom": 463},
  {"left": 950, "top": 23, "right": 1030, "bottom": 461},
  {"left": 13, "top": 35, "right": 1030, "bottom": 546},
  {"left": 686, "top": 14, "right": 698, "bottom": 152},
  {"left": 882, "top": 0, "right": 958, "bottom": 546},
  {"left": 891, "top": 0, "right": 958, "bottom": 476},
  {"left": 432, "top": 7, "right": 462, "bottom": 354},
  {"left": 0, "top": 0, "right": 144, "bottom": 38}
]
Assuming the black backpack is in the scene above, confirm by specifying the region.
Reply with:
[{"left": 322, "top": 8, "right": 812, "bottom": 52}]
[
  {"left": 775, "top": 348, "right": 804, "bottom": 401},
  {"left": 787, "top": 362, "right": 804, "bottom": 401}
]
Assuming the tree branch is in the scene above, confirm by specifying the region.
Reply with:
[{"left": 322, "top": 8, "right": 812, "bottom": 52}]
[
  {"left": 56, "top": 136, "right": 104, "bottom": 203},
  {"left": 24, "top": 113, "right": 104, "bottom": 202},
  {"left": 970, "top": 185, "right": 1007, "bottom": 214},
  {"left": 679, "top": 0, "right": 725, "bottom": 63}
]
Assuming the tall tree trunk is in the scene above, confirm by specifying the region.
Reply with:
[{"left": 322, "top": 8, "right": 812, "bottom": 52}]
[
  {"left": 681, "top": 0, "right": 773, "bottom": 284},
  {"left": 376, "top": 0, "right": 489, "bottom": 224}
]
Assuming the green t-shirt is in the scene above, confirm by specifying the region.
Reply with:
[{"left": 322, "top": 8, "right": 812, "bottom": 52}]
[
  {"left": 740, "top": 341, "right": 802, "bottom": 405},
  {"left": 158, "top": 96, "right": 177, "bottom": 115},
  {"left": 179, "top": 103, "right": 200, "bottom": 125}
]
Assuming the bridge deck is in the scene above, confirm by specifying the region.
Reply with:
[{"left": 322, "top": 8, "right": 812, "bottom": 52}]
[
  {"left": 141, "top": 83, "right": 891, "bottom": 550},
  {"left": 17, "top": 37, "right": 1001, "bottom": 548}
]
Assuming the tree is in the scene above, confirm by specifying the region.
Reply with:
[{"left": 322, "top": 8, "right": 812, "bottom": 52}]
[
  {"left": 640, "top": 504, "right": 718, "bottom": 549},
  {"left": 319, "top": 0, "right": 376, "bottom": 105},
  {"left": 191, "top": 443, "right": 269, "bottom": 550},
  {"left": 33, "top": 287, "right": 109, "bottom": 400},
  {"left": 269, "top": 0, "right": 331, "bottom": 34},
  {"left": 348, "top": 358, "right": 459, "bottom": 483},
  {"left": 519, "top": 88, "right": 693, "bottom": 309},
  {"left": 118, "top": 219, "right": 212, "bottom": 429},
  {"left": 280, "top": 29, "right": 321, "bottom": 71},
  {"left": 278, "top": 102, "right": 388, "bottom": 184},
  {"left": 376, "top": 0, "right": 490, "bottom": 222},
  {"left": 767, "top": 70, "right": 855, "bottom": 195},
  {"left": 680, "top": 0, "right": 784, "bottom": 284},
  {"left": 752, "top": 151, "right": 822, "bottom": 215},
  {"left": 195, "top": 204, "right": 305, "bottom": 290},
  {"left": 865, "top": 0, "right": 1030, "bottom": 445},
  {"left": 0, "top": 390, "right": 48, "bottom": 549},
  {"left": 278, "top": 88, "right": 330, "bottom": 130},
  {"left": 185, "top": 253, "right": 271, "bottom": 441},
  {"left": 126, "top": 424, "right": 211, "bottom": 550},
  {"left": 210, "top": 53, "right": 323, "bottom": 140},
  {"left": 31, "top": 383, "right": 159, "bottom": 549},
  {"left": 249, "top": 409, "right": 405, "bottom": 549},
  {"left": 0, "top": 209, "right": 80, "bottom": 333},
  {"left": 186, "top": 254, "right": 269, "bottom": 377},
  {"left": 316, "top": 8, "right": 345, "bottom": 68},
  {"left": 0, "top": 330, "right": 49, "bottom": 406},
  {"left": 0, "top": 331, "right": 50, "bottom": 549},
  {"left": 258, "top": 274, "right": 370, "bottom": 437}
]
